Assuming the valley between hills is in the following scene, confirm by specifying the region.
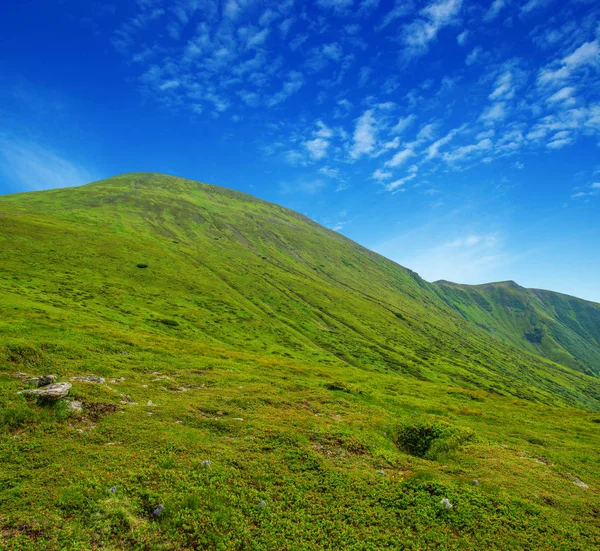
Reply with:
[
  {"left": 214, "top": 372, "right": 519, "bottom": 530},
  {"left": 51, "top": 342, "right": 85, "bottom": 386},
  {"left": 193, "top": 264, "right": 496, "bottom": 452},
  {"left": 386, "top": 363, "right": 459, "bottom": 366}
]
[{"left": 1, "top": 173, "right": 599, "bottom": 550}]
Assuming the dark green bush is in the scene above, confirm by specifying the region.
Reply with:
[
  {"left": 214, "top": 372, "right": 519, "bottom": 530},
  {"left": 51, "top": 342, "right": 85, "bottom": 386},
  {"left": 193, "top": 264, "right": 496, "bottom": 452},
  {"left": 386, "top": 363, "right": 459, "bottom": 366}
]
[
  {"left": 393, "top": 420, "right": 475, "bottom": 460},
  {"left": 524, "top": 327, "right": 544, "bottom": 344},
  {"left": 325, "top": 381, "right": 352, "bottom": 392},
  {"left": 158, "top": 319, "right": 179, "bottom": 327},
  {"left": 136, "top": 263, "right": 148, "bottom": 268}
]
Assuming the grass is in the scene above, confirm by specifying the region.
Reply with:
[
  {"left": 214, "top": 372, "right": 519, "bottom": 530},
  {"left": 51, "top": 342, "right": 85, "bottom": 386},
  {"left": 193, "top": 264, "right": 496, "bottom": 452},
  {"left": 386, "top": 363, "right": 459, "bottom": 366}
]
[{"left": 0, "top": 172, "right": 599, "bottom": 549}]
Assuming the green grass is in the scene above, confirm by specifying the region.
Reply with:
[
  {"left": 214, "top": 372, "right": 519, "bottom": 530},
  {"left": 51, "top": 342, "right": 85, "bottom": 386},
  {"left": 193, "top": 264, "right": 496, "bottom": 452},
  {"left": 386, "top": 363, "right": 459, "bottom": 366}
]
[{"left": 0, "top": 173, "right": 599, "bottom": 550}]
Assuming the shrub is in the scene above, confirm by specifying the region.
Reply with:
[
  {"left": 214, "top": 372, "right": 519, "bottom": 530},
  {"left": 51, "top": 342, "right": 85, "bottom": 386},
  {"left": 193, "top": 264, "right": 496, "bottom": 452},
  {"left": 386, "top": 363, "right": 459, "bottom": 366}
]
[
  {"left": 524, "top": 327, "right": 544, "bottom": 344},
  {"left": 158, "top": 319, "right": 179, "bottom": 327},
  {"left": 393, "top": 420, "right": 475, "bottom": 461},
  {"left": 325, "top": 381, "right": 352, "bottom": 392}
]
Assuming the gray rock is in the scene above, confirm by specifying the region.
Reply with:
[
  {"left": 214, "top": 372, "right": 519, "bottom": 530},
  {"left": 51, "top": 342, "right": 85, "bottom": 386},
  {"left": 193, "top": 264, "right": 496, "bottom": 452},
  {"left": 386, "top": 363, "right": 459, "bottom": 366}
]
[
  {"left": 71, "top": 376, "right": 105, "bottom": 384},
  {"left": 37, "top": 375, "right": 57, "bottom": 387},
  {"left": 68, "top": 400, "right": 83, "bottom": 411},
  {"left": 20, "top": 382, "right": 72, "bottom": 400},
  {"left": 572, "top": 476, "right": 589, "bottom": 489},
  {"left": 14, "top": 372, "right": 29, "bottom": 379}
]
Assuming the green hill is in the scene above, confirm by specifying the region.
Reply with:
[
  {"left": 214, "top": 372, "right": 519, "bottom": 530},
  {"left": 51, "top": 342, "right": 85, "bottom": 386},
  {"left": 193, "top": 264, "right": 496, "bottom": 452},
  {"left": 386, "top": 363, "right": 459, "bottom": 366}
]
[
  {"left": 1, "top": 173, "right": 599, "bottom": 550},
  {"left": 434, "top": 280, "right": 600, "bottom": 377}
]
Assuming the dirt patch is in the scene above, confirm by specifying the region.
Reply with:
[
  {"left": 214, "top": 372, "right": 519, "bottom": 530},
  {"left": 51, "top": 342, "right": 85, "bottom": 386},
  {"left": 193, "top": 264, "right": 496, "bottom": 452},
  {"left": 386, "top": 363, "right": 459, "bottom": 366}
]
[{"left": 84, "top": 402, "right": 121, "bottom": 421}]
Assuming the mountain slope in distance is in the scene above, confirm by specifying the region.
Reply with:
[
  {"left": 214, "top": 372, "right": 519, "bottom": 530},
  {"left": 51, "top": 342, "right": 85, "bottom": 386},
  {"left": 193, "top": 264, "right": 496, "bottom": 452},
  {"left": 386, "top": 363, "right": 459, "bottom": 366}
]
[{"left": 434, "top": 280, "right": 600, "bottom": 377}]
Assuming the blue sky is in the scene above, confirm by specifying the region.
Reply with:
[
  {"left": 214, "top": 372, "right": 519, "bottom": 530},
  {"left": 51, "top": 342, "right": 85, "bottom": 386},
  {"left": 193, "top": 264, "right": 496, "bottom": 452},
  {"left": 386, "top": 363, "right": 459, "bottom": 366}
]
[{"left": 1, "top": 0, "right": 599, "bottom": 301}]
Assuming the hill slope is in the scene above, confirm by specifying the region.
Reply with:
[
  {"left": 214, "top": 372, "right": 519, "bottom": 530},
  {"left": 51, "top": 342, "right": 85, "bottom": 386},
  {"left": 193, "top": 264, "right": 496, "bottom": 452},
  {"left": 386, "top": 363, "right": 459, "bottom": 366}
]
[
  {"left": 1, "top": 172, "right": 598, "bottom": 408},
  {"left": 434, "top": 280, "right": 600, "bottom": 376},
  {"left": 1, "top": 173, "right": 599, "bottom": 550}
]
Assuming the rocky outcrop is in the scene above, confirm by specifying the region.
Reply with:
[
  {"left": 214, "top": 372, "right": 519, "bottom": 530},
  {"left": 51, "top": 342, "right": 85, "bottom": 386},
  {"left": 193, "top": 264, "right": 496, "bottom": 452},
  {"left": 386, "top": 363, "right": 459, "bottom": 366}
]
[
  {"left": 20, "top": 382, "right": 72, "bottom": 400},
  {"left": 71, "top": 376, "right": 105, "bottom": 384},
  {"left": 34, "top": 374, "right": 57, "bottom": 387}
]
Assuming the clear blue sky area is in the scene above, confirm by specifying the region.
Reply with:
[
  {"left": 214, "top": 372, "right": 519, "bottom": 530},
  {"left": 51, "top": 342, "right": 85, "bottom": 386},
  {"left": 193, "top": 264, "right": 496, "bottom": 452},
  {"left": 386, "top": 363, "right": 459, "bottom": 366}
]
[{"left": 1, "top": 0, "right": 599, "bottom": 301}]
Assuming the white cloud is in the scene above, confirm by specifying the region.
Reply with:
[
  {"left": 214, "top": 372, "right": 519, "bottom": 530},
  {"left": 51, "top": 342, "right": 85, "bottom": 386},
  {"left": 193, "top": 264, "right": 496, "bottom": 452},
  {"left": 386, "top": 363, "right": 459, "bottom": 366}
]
[
  {"left": 483, "top": 0, "right": 509, "bottom": 22},
  {"left": 480, "top": 102, "right": 507, "bottom": 124},
  {"left": 489, "top": 71, "right": 514, "bottom": 100},
  {"left": 521, "top": 0, "right": 552, "bottom": 15},
  {"left": 376, "top": 1, "right": 414, "bottom": 31},
  {"left": 456, "top": 30, "right": 469, "bottom": 45},
  {"left": 402, "top": 0, "right": 463, "bottom": 59},
  {"left": 315, "top": 121, "right": 334, "bottom": 139},
  {"left": 571, "top": 182, "right": 600, "bottom": 199},
  {"left": 547, "top": 137, "right": 572, "bottom": 149},
  {"left": 416, "top": 122, "right": 437, "bottom": 142},
  {"left": 444, "top": 138, "right": 493, "bottom": 162},
  {"left": 382, "top": 232, "right": 512, "bottom": 283},
  {"left": 538, "top": 40, "right": 600, "bottom": 86},
  {"left": 267, "top": 71, "right": 304, "bottom": 106},
  {"left": 246, "top": 28, "right": 270, "bottom": 49},
  {"left": 0, "top": 137, "right": 96, "bottom": 191},
  {"left": 305, "top": 137, "right": 330, "bottom": 160},
  {"left": 392, "top": 114, "right": 416, "bottom": 134},
  {"left": 279, "top": 17, "right": 293, "bottom": 37},
  {"left": 350, "top": 109, "right": 377, "bottom": 159},
  {"left": 372, "top": 168, "right": 393, "bottom": 181},
  {"left": 547, "top": 86, "right": 576, "bottom": 105},
  {"left": 385, "top": 147, "right": 415, "bottom": 167},
  {"left": 316, "top": 0, "right": 354, "bottom": 12},
  {"left": 465, "top": 46, "right": 482, "bottom": 65},
  {"left": 383, "top": 137, "right": 401, "bottom": 150},
  {"left": 322, "top": 42, "right": 344, "bottom": 61},
  {"left": 425, "top": 126, "right": 463, "bottom": 160},
  {"left": 319, "top": 166, "right": 341, "bottom": 178},
  {"left": 385, "top": 173, "right": 417, "bottom": 192}
]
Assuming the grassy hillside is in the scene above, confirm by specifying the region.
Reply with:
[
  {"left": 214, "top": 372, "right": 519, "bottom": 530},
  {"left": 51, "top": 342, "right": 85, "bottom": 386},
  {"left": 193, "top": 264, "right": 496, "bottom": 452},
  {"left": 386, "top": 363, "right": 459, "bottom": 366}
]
[
  {"left": 434, "top": 280, "right": 600, "bottom": 377},
  {"left": 1, "top": 173, "right": 599, "bottom": 550}
]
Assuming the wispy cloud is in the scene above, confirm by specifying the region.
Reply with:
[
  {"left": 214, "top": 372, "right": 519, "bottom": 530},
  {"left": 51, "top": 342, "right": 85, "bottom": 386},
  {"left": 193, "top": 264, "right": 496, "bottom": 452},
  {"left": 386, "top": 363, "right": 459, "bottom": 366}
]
[
  {"left": 483, "top": 0, "right": 510, "bottom": 23},
  {"left": 0, "top": 137, "right": 96, "bottom": 191},
  {"left": 571, "top": 182, "right": 600, "bottom": 199},
  {"left": 538, "top": 40, "right": 600, "bottom": 87},
  {"left": 385, "top": 146, "right": 415, "bottom": 168},
  {"left": 382, "top": 231, "right": 514, "bottom": 283},
  {"left": 402, "top": 0, "right": 462, "bottom": 60},
  {"left": 350, "top": 109, "right": 378, "bottom": 159}
]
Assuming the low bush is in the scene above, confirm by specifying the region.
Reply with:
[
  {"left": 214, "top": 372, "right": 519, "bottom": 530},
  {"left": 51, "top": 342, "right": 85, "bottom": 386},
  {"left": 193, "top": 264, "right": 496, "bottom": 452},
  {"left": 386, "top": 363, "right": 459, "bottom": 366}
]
[{"left": 393, "top": 420, "right": 475, "bottom": 461}]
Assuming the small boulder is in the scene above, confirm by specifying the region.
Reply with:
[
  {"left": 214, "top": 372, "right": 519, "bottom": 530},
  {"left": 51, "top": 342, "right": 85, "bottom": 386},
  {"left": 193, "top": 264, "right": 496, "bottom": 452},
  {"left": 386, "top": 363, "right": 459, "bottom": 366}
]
[
  {"left": 20, "top": 382, "right": 72, "bottom": 400},
  {"left": 572, "top": 476, "right": 589, "bottom": 489},
  {"left": 68, "top": 400, "right": 83, "bottom": 411},
  {"left": 37, "top": 375, "right": 57, "bottom": 387},
  {"left": 71, "top": 376, "right": 105, "bottom": 384}
]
